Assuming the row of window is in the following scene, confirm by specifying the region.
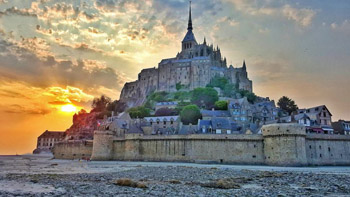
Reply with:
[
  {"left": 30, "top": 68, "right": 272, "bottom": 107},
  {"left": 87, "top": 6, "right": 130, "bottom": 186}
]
[
  {"left": 184, "top": 43, "right": 192, "bottom": 49},
  {"left": 150, "top": 121, "right": 174, "bottom": 125}
]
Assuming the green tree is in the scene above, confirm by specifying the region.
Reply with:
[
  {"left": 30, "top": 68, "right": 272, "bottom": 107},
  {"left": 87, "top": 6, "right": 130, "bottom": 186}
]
[
  {"left": 174, "top": 91, "right": 192, "bottom": 101},
  {"left": 176, "top": 83, "right": 184, "bottom": 91},
  {"left": 223, "top": 83, "right": 237, "bottom": 97},
  {"left": 245, "top": 92, "right": 257, "bottom": 104},
  {"left": 148, "top": 91, "right": 168, "bottom": 102},
  {"left": 106, "top": 100, "right": 127, "bottom": 114},
  {"left": 191, "top": 87, "right": 219, "bottom": 109},
  {"left": 128, "top": 106, "right": 151, "bottom": 119},
  {"left": 207, "top": 76, "right": 229, "bottom": 90},
  {"left": 277, "top": 96, "right": 298, "bottom": 115},
  {"left": 180, "top": 105, "right": 201, "bottom": 125},
  {"left": 91, "top": 95, "right": 111, "bottom": 112},
  {"left": 155, "top": 107, "right": 178, "bottom": 116},
  {"left": 237, "top": 90, "right": 257, "bottom": 104},
  {"left": 215, "top": 100, "right": 228, "bottom": 110}
]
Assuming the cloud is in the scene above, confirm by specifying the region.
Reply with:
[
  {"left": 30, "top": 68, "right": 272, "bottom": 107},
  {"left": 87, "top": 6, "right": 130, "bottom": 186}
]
[
  {"left": 282, "top": 4, "right": 316, "bottom": 27},
  {"left": 217, "top": 16, "right": 239, "bottom": 26},
  {"left": 330, "top": 20, "right": 350, "bottom": 34},
  {"left": 248, "top": 58, "right": 291, "bottom": 84},
  {"left": 0, "top": 89, "right": 30, "bottom": 99},
  {"left": 0, "top": 38, "right": 122, "bottom": 92},
  {"left": 3, "top": 104, "right": 51, "bottom": 115},
  {"left": 225, "top": 1, "right": 316, "bottom": 27},
  {"left": 44, "top": 86, "right": 94, "bottom": 107}
]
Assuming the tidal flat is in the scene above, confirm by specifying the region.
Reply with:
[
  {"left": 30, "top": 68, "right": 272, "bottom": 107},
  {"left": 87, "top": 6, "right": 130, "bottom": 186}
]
[{"left": 1, "top": 155, "right": 350, "bottom": 196}]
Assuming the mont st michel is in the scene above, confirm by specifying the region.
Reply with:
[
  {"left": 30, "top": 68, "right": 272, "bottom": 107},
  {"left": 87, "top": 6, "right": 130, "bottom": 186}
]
[{"left": 1, "top": 1, "right": 350, "bottom": 196}]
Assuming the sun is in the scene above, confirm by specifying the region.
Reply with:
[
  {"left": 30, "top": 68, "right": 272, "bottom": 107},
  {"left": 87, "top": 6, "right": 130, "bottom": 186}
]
[{"left": 60, "top": 104, "right": 78, "bottom": 113}]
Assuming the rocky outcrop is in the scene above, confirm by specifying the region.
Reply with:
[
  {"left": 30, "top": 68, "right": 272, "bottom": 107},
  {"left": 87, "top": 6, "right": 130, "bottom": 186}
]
[{"left": 65, "top": 112, "right": 99, "bottom": 140}]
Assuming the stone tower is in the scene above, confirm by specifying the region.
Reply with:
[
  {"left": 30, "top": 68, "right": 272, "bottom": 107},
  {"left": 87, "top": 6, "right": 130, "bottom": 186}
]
[{"left": 262, "top": 123, "right": 307, "bottom": 166}]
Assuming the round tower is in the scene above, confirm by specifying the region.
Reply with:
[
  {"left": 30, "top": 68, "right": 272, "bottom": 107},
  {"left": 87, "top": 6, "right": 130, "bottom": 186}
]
[
  {"left": 262, "top": 123, "right": 307, "bottom": 166},
  {"left": 91, "top": 130, "right": 114, "bottom": 160}
]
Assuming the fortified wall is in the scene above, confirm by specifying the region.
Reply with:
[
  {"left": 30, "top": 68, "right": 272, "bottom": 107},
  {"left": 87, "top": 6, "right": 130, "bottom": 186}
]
[{"left": 53, "top": 124, "right": 350, "bottom": 166}]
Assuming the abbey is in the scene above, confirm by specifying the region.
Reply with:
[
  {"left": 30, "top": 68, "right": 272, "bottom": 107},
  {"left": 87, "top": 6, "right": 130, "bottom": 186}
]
[{"left": 120, "top": 3, "right": 252, "bottom": 107}]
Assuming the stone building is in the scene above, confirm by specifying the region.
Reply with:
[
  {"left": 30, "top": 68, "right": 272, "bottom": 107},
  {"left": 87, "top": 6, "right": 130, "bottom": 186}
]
[
  {"left": 297, "top": 105, "right": 333, "bottom": 134},
  {"left": 280, "top": 113, "right": 312, "bottom": 127},
  {"left": 198, "top": 118, "right": 238, "bottom": 134},
  {"left": 228, "top": 97, "right": 253, "bottom": 128},
  {"left": 120, "top": 2, "right": 252, "bottom": 108},
  {"left": 33, "top": 130, "right": 66, "bottom": 154},
  {"left": 155, "top": 101, "right": 178, "bottom": 111},
  {"left": 201, "top": 109, "right": 231, "bottom": 120},
  {"left": 332, "top": 120, "right": 350, "bottom": 135},
  {"left": 144, "top": 116, "right": 180, "bottom": 135}
]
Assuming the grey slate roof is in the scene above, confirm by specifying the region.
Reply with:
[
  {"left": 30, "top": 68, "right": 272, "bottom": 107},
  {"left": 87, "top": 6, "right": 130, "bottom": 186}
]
[
  {"left": 201, "top": 110, "right": 230, "bottom": 117},
  {"left": 212, "top": 118, "right": 231, "bottom": 130},
  {"left": 144, "top": 116, "right": 179, "bottom": 122},
  {"left": 182, "top": 30, "right": 197, "bottom": 42},
  {"left": 155, "top": 101, "right": 178, "bottom": 106},
  {"left": 199, "top": 120, "right": 211, "bottom": 128}
]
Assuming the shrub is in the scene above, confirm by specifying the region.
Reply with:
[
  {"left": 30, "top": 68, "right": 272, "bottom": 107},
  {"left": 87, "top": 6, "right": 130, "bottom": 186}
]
[
  {"left": 207, "top": 76, "right": 229, "bottom": 90},
  {"left": 155, "top": 107, "right": 178, "bottom": 116},
  {"left": 215, "top": 100, "right": 228, "bottom": 110},
  {"left": 128, "top": 106, "right": 151, "bottom": 119},
  {"left": 180, "top": 105, "right": 201, "bottom": 125},
  {"left": 191, "top": 87, "right": 218, "bottom": 109}
]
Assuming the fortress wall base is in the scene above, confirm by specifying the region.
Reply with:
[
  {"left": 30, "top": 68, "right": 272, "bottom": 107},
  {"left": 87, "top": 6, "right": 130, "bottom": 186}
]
[
  {"left": 53, "top": 140, "right": 93, "bottom": 160},
  {"left": 306, "top": 134, "right": 350, "bottom": 166},
  {"left": 53, "top": 124, "right": 350, "bottom": 166},
  {"left": 109, "top": 134, "right": 264, "bottom": 164}
]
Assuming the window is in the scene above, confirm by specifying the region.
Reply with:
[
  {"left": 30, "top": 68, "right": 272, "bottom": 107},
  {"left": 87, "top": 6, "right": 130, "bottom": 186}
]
[
  {"left": 163, "top": 121, "right": 166, "bottom": 125},
  {"left": 171, "top": 121, "right": 174, "bottom": 125}
]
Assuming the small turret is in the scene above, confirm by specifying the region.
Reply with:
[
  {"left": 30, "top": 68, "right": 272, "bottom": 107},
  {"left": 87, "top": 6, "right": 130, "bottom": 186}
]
[
  {"left": 203, "top": 37, "right": 207, "bottom": 45},
  {"left": 243, "top": 60, "right": 246, "bottom": 70}
]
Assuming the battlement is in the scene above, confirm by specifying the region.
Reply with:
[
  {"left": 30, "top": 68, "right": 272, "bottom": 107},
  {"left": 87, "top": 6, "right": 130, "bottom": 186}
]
[{"left": 262, "top": 123, "right": 306, "bottom": 137}]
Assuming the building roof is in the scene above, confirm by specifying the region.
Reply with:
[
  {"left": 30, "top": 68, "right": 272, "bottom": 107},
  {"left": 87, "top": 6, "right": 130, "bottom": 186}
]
[
  {"left": 144, "top": 116, "right": 179, "bottom": 122},
  {"left": 212, "top": 118, "right": 231, "bottom": 130},
  {"left": 201, "top": 110, "right": 230, "bottom": 117},
  {"left": 179, "top": 125, "right": 198, "bottom": 135},
  {"left": 199, "top": 119, "right": 211, "bottom": 128},
  {"left": 38, "top": 131, "right": 66, "bottom": 139},
  {"left": 127, "top": 124, "right": 143, "bottom": 134},
  {"left": 155, "top": 101, "right": 178, "bottom": 106},
  {"left": 298, "top": 105, "right": 332, "bottom": 116},
  {"left": 182, "top": 30, "right": 197, "bottom": 43}
]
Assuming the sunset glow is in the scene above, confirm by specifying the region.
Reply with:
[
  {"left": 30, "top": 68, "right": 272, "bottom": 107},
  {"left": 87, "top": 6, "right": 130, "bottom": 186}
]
[{"left": 60, "top": 104, "right": 78, "bottom": 113}]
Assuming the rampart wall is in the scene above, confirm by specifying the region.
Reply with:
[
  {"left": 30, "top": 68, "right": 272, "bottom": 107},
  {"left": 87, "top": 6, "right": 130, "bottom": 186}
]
[
  {"left": 306, "top": 134, "right": 350, "bottom": 166},
  {"left": 53, "top": 124, "right": 350, "bottom": 166},
  {"left": 53, "top": 140, "right": 93, "bottom": 160}
]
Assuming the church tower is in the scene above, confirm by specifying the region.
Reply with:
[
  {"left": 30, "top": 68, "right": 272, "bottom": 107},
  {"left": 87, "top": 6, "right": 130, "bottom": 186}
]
[{"left": 182, "top": 1, "right": 197, "bottom": 55}]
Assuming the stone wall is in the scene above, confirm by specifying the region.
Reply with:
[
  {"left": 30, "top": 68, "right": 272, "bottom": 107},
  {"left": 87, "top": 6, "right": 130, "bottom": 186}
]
[
  {"left": 96, "top": 134, "right": 265, "bottom": 165},
  {"left": 53, "top": 140, "right": 93, "bottom": 160},
  {"left": 262, "top": 124, "right": 307, "bottom": 166},
  {"left": 54, "top": 124, "right": 350, "bottom": 166},
  {"left": 306, "top": 134, "right": 350, "bottom": 166}
]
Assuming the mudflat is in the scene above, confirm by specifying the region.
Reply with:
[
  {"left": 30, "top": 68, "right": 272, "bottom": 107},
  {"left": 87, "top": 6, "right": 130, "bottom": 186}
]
[{"left": 1, "top": 155, "right": 350, "bottom": 196}]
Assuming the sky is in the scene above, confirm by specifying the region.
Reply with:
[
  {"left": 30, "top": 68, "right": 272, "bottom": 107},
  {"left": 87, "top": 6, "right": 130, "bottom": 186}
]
[{"left": 0, "top": 0, "right": 349, "bottom": 155}]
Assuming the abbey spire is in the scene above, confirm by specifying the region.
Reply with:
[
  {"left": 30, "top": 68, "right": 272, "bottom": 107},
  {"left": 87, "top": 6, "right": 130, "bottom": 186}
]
[
  {"left": 188, "top": 1, "right": 193, "bottom": 31},
  {"left": 182, "top": 0, "right": 197, "bottom": 50}
]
